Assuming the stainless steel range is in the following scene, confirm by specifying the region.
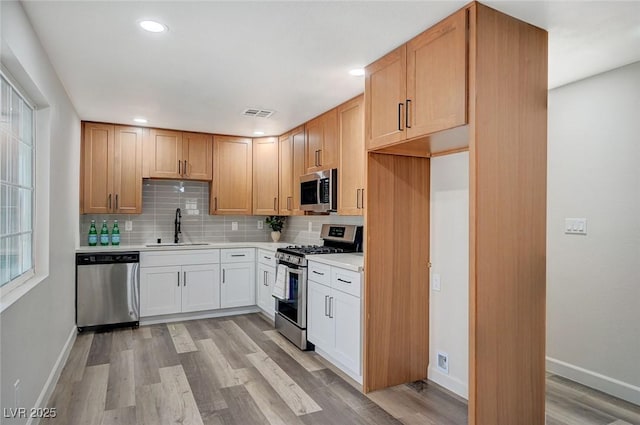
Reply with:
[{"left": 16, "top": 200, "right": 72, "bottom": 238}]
[{"left": 274, "top": 223, "right": 363, "bottom": 350}]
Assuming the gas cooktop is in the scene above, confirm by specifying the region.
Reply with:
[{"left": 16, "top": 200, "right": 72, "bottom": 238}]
[{"left": 279, "top": 245, "right": 347, "bottom": 256}]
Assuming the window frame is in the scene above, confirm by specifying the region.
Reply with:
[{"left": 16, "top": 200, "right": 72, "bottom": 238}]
[{"left": 0, "top": 69, "right": 36, "bottom": 295}]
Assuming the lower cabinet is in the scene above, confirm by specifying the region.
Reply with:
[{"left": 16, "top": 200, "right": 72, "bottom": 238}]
[
  {"left": 221, "top": 248, "right": 256, "bottom": 308},
  {"left": 257, "top": 264, "right": 276, "bottom": 316},
  {"left": 307, "top": 262, "right": 362, "bottom": 380},
  {"left": 140, "top": 250, "right": 221, "bottom": 317}
]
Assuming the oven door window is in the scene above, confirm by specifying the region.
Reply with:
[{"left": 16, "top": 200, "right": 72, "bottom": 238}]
[
  {"left": 300, "top": 180, "right": 318, "bottom": 206},
  {"left": 277, "top": 270, "right": 301, "bottom": 324}
]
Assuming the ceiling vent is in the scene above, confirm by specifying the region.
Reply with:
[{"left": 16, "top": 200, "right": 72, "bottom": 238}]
[{"left": 242, "top": 108, "right": 275, "bottom": 118}]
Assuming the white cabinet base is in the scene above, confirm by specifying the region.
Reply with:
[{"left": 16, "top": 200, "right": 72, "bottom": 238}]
[
  {"left": 140, "top": 305, "right": 260, "bottom": 326},
  {"left": 314, "top": 346, "right": 363, "bottom": 385}
]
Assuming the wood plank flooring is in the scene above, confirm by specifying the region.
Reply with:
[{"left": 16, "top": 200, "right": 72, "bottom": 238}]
[{"left": 41, "top": 314, "right": 640, "bottom": 425}]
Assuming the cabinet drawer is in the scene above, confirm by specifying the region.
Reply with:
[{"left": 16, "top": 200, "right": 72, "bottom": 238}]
[
  {"left": 221, "top": 248, "right": 255, "bottom": 263},
  {"left": 331, "top": 267, "right": 361, "bottom": 298},
  {"left": 258, "top": 249, "right": 277, "bottom": 267},
  {"left": 141, "top": 249, "right": 220, "bottom": 267},
  {"left": 308, "top": 261, "right": 331, "bottom": 286}
]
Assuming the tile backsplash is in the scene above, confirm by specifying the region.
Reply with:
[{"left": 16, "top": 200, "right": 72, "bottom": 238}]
[{"left": 80, "top": 180, "right": 364, "bottom": 246}]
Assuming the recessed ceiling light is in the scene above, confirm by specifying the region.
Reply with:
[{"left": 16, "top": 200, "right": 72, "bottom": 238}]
[
  {"left": 133, "top": 118, "right": 148, "bottom": 124},
  {"left": 139, "top": 20, "right": 167, "bottom": 33},
  {"left": 349, "top": 68, "right": 365, "bottom": 77},
  {"left": 253, "top": 131, "right": 265, "bottom": 136}
]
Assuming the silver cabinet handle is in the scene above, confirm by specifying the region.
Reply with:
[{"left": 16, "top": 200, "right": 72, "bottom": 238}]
[
  {"left": 115, "top": 194, "right": 119, "bottom": 211},
  {"left": 312, "top": 270, "right": 324, "bottom": 276},
  {"left": 184, "top": 160, "right": 188, "bottom": 176},
  {"left": 317, "top": 149, "right": 322, "bottom": 166},
  {"left": 177, "top": 271, "right": 180, "bottom": 287},
  {"left": 263, "top": 256, "right": 271, "bottom": 260},
  {"left": 108, "top": 194, "right": 112, "bottom": 210},
  {"left": 337, "top": 278, "right": 352, "bottom": 284},
  {"left": 361, "top": 188, "right": 365, "bottom": 209},
  {"left": 287, "top": 196, "right": 292, "bottom": 210},
  {"left": 274, "top": 197, "right": 277, "bottom": 211},
  {"left": 406, "top": 99, "right": 412, "bottom": 129},
  {"left": 324, "top": 295, "right": 329, "bottom": 316},
  {"left": 329, "top": 296, "right": 334, "bottom": 318},
  {"left": 356, "top": 189, "right": 361, "bottom": 209},
  {"left": 178, "top": 160, "right": 181, "bottom": 175},
  {"left": 264, "top": 270, "right": 268, "bottom": 286},
  {"left": 398, "top": 103, "right": 404, "bottom": 131},
  {"left": 214, "top": 197, "right": 218, "bottom": 211},
  {"left": 222, "top": 269, "right": 225, "bottom": 283},
  {"left": 183, "top": 271, "right": 187, "bottom": 286},
  {"left": 231, "top": 254, "right": 245, "bottom": 257}
]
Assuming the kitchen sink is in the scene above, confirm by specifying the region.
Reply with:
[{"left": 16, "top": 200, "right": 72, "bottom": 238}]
[{"left": 145, "top": 242, "right": 211, "bottom": 247}]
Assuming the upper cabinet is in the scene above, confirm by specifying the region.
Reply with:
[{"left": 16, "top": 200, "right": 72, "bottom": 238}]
[
  {"left": 211, "top": 136, "right": 252, "bottom": 215},
  {"left": 146, "top": 129, "right": 212, "bottom": 181},
  {"left": 305, "top": 108, "right": 338, "bottom": 173},
  {"left": 82, "top": 122, "right": 142, "bottom": 214},
  {"left": 365, "top": 9, "right": 468, "bottom": 151},
  {"left": 338, "top": 95, "right": 365, "bottom": 216},
  {"left": 252, "top": 137, "right": 279, "bottom": 215},
  {"left": 279, "top": 126, "right": 306, "bottom": 216}
]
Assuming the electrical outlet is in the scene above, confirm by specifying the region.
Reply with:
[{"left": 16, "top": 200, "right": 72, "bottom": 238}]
[
  {"left": 565, "top": 218, "right": 587, "bottom": 235},
  {"left": 437, "top": 352, "right": 449, "bottom": 375},
  {"left": 231, "top": 222, "right": 238, "bottom": 231},
  {"left": 257, "top": 220, "right": 263, "bottom": 230},
  {"left": 125, "top": 220, "right": 133, "bottom": 231},
  {"left": 308, "top": 221, "right": 313, "bottom": 232},
  {"left": 432, "top": 273, "right": 441, "bottom": 291}
]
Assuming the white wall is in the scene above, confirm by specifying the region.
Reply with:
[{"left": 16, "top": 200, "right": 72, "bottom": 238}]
[
  {"left": 0, "top": 2, "right": 80, "bottom": 423},
  {"left": 546, "top": 61, "right": 640, "bottom": 404},
  {"left": 429, "top": 152, "right": 469, "bottom": 398}
]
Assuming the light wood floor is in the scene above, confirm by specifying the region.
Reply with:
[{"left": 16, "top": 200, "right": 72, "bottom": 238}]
[{"left": 42, "top": 314, "right": 640, "bottom": 425}]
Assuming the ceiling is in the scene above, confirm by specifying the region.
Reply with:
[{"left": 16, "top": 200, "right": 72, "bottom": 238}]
[{"left": 20, "top": 1, "right": 640, "bottom": 137}]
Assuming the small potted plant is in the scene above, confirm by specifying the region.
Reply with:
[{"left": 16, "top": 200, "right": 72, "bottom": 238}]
[{"left": 265, "top": 216, "right": 286, "bottom": 242}]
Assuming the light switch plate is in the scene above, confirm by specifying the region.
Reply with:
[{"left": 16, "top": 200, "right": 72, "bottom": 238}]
[
  {"left": 308, "top": 221, "right": 313, "bottom": 232},
  {"left": 565, "top": 218, "right": 587, "bottom": 235},
  {"left": 125, "top": 220, "right": 133, "bottom": 231},
  {"left": 231, "top": 222, "right": 238, "bottom": 231},
  {"left": 257, "top": 220, "right": 263, "bottom": 230},
  {"left": 432, "top": 273, "right": 441, "bottom": 291}
]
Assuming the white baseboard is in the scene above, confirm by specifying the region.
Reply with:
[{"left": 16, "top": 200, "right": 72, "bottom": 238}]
[
  {"left": 28, "top": 326, "right": 77, "bottom": 425},
  {"left": 546, "top": 356, "right": 640, "bottom": 405},
  {"left": 427, "top": 365, "right": 468, "bottom": 400},
  {"left": 140, "top": 306, "right": 260, "bottom": 325},
  {"left": 313, "top": 347, "right": 363, "bottom": 385}
]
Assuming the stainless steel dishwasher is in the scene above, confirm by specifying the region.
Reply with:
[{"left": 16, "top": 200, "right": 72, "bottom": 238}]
[{"left": 76, "top": 252, "right": 140, "bottom": 332}]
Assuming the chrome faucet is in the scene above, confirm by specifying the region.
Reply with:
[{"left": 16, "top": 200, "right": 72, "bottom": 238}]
[{"left": 174, "top": 208, "right": 182, "bottom": 244}]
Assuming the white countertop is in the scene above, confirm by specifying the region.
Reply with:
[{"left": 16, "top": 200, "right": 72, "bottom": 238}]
[
  {"left": 306, "top": 253, "right": 364, "bottom": 272},
  {"left": 76, "top": 241, "right": 291, "bottom": 254}
]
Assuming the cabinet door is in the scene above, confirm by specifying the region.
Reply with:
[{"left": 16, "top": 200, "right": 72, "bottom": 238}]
[
  {"left": 332, "top": 289, "right": 361, "bottom": 375},
  {"left": 220, "top": 262, "right": 255, "bottom": 308},
  {"left": 365, "top": 45, "right": 407, "bottom": 150},
  {"left": 113, "top": 126, "right": 143, "bottom": 214},
  {"left": 181, "top": 264, "right": 221, "bottom": 313},
  {"left": 256, "top": 263, "right": 275, "bottom": 316},
  {"left": 338, "top": 95, "right": 365, "bottom": 216},
  {"left": 182, "top": 132, "right": 212, "bottom": 181},
  {"left": 278, "top": 132, "right": 293, "bottom": 215},
  {"left": 291, "top": 126, "right": 306, "bottom": 215},
  {"left": 148, "top": 129, "right": 183, "bottom": 179},
  {"left": 252, "top": 137, "right": 279, "bottom": 215},
  {"left": 307, "top": 281, "right": 333, "bottom": 350},
  {"left": 306, "top": 110, "right": 338, "bottom": 173},
  {"left": 82, "top": 123, "right": 114, "bottom": 214},
  {"left": 140, "top": 266, "right": 182, "bottom": 317},
  {"left": 211, "top": 136, "right": 252, "bottom": 215},
  {"left": 406, "top": 10, "right": 467, "bottom": 138}
]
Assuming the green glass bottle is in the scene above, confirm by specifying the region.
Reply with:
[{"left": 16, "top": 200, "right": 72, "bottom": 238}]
[
  {"left": 100, "top": 220, "right": 109, "bottom": 246},
  {"left": 88, "top": 220, "right": 98, "bottom": 246},
  {"left": 111, "top": 220, "right": 120, "bottom": 246}
]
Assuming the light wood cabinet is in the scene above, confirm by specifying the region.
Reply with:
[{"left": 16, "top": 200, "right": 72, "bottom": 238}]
[
  {"left": 365, "top": 9, "right": 467, "bottom": 151},
  {"left": 82, "top": 122, "right": 142, "bottom": 214},
  {"left": 338, "top": 95, "right": 365, "bottom": 216},
  {"left": 147, "top": 129, "right": 212, "bottom": 181},
  {"left": 182, "top": 132, "right": 213, "bottom": 180},
  {"left": 305, "top": 108, "right": 338, "bottom": 173},
  {"left": 210, "top": 136, "right": 252, "bottom": 215},
  {"left": 278, "top": 126, "right": 306, "bottom": 215},
  {"left": 252, "top": 137, "right": 279, "bottom": 215},
  {"left": 147, "top": 129, "right": 183, "bottom": 179}
]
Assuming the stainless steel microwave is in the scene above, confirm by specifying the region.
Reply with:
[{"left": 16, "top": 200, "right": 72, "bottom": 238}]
[{"left": 300, "top": 169, "right": 337, "bottom": 213}]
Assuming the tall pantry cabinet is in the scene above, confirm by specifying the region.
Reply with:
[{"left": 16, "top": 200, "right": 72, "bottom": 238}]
[{"left": 363, "top": 3, "right": 548, "bottom": 425}]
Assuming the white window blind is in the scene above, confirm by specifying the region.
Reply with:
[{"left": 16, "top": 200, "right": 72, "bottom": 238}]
[{"left": 0, "top": 73, "right": 34, "bottom": 287}]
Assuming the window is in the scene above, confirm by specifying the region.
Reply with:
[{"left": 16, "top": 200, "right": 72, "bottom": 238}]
[{"left": 0, "top": 73, "right": 34, "bottom": 287}]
